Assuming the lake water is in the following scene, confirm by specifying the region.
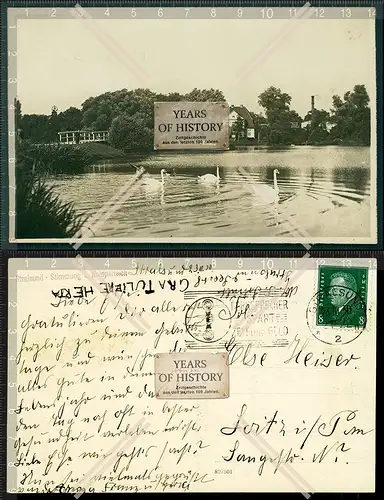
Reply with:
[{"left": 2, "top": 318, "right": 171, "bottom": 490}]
[{"left": 49, "top": 146, "right": 373, "bottom": 241}]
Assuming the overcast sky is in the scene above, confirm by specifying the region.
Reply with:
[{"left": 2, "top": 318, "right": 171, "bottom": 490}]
[{"left": 15, "top": 15, "right": 376, "bottom": 118}]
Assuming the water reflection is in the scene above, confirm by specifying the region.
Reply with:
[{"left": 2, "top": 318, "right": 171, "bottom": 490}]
[
  {"left": 49, "top": 146, "right": 372, "bottom": 240},
  {"left": 332, "top": 167, "right": 370, "bottom": 196}
]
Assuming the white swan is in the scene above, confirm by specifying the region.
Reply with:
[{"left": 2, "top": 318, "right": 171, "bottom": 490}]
[
  {"left": 142, "top": 168, "right": 168, "bottom": 190},
  {"left": 198, "top": 165, "right": 220, "bottom": 185},
  {"left": 252, "top": 168, "right": 280, "bottom": 204}
]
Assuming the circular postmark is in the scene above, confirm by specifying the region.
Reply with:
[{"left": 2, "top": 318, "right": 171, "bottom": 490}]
[
  {"left": 306, "top": 285, "right": 367, "bottom": 345},
  {"left": 185, "top": 297, "right": 231, "bottom": 343}
]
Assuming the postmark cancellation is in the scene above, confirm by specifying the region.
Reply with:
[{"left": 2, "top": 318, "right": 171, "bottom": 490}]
[{"left": 307, "top": 266, "right": 368, "bottom": 346}]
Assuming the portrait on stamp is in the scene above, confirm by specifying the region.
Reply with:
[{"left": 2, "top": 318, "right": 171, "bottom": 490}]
[{"left": 316, "top": 266, "right": 368, "bottom": 328}]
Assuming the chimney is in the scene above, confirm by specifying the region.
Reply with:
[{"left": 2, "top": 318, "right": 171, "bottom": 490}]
[{"left": 311, "top": 95, "right": 315, "bottom": 113}]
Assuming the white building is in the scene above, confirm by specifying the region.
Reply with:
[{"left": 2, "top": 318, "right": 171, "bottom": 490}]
[{"left": 301, "top": 120, "right": 334, "bottom": 133}]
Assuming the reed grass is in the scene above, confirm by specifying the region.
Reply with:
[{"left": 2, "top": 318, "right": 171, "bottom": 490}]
[
  {"left": 18, "top": 141, "right": 95, "bottom": 175},
  {"left": 16, "top": 171, "right": 87, "bottom": 238},
  {"left": 15, "top": 141, "right": 89, "bottom": 238}
]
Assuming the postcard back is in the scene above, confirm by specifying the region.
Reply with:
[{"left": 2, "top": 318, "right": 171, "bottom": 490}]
[{"left": 7, "top": 258, "right": 376, "bottom": 493}]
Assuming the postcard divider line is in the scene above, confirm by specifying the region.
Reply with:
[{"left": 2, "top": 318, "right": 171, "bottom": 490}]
[{"left": 2, "top": 251, "right": 383, "bottom": 268}]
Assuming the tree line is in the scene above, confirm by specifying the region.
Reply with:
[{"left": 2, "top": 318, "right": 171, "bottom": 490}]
[{"left": 15, "top": 84, "right": 371, "bottom": 150}]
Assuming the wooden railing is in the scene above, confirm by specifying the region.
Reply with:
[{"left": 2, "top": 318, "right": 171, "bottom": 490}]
[{"left": 58, "top": 130, "right": 109, "bottom": 144}]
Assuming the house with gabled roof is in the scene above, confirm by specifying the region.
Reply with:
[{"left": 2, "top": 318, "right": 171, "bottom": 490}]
[{"left": 229, "top": 105, "right": 255, "bottom": 139}]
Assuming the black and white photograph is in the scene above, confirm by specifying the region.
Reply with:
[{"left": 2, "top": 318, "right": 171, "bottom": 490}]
[{"left": 8, "top": 7, "right": 377, "bottom": 243}]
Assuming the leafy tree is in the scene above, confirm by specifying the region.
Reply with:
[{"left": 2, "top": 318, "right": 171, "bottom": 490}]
[
  {"left": 262, "top": 109, "right": 293, "bottom": 145},
  {"left": 80, "top": 87, "right": 227, "bottom": 150},
  {"left": 258, "top": 87, "right": 300, "bottom": 145},
  {"left": 109, "top": 112, "right": 153, "bottom": 152},
  {"left": 14, "top": 98, "right": 22, "bottom": 136},
  {"left": 19, "top": 88, "right": 229, "bottom": 149},
  {"left": 288, "top": 110, "right": 302, "bottom": 127},
  {"left": 303, "top": 108, "right": 330, "bottom": 144},
  {"left": 20, "top": 114, "right": 50, "bottom": 143},
  {"left": 184, "top": 88, "right": 226, "bottom": 102},
  {"left": 155, "top": 92, "right": 183, "bottom": 102},
  {"left": 19, "top": 99, "right": 94, "bottom": 141},
  {"left": 250, "top": 111, "right": 267, "bottom": 127},
  {"left": 82, "top": 106, "right": 100, "bottom": 130},
  {"left": 232, "top": 116, "right": 246, "bottom": 141},
  {"left": 258, "top": 87, "right": 291, "bottom": 111},
  {"left": 250, "top": 112, "right": 267, "bottom": 143},
  {"left": 329, "top": 85, "right": 370, "bottom": 145},
  {"left": 93, "top": 113, "right": 110, "bottom": 131},
  {"left": 81, "top": 88, "right": 156, "bottom": 130},
  {"left": 287, "top": 110, "right": 304, "bottom": 144},
  {"left": 49, "top": 105, "right": 60, "bottom": 142},
  {"left": 58, "top": 107, "right": 82, "bottom": 131}
]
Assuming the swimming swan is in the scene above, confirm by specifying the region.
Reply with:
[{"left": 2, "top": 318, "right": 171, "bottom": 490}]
[
  {"left": 143, "top": 168, "right": 168, "bottom": 189},
  {"left": 252, "top": 168, "right": 280, "bottom": 204},
  {"left": 198, "top": 166, "right": 220, "bottom": 185}
]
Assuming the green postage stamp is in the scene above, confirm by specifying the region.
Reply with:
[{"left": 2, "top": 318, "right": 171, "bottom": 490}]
[{"left": 316, "top": 266, "right": 368, "bottom": 328}]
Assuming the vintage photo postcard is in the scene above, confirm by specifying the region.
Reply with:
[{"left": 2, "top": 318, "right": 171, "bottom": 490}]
[
  {"left": 7, "top": 6, "right": 377, "bottom": 244},
  {"left": 8, "top": 257, "right": 376, "bottom": 492}
]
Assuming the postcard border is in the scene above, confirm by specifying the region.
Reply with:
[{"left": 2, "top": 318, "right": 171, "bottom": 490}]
[{"left": 1, "top": 1, "right": 382, "bottom": 250}]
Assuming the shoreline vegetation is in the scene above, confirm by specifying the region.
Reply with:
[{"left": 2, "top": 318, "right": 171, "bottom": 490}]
[
  {"left": 15, "top": 141, "right": 89, "bottom": 238},
  {"left": 16, "top": 170, "right": 87, "bottom": 239},
  {"left": 14, "top": 84, "right": 371, "bottom": 238},
  {"left": 228, "top": 140, "right": 369, "bottom": 150},
  {"left": 14, "top": 141, "right": 150, "bottom": 238}
]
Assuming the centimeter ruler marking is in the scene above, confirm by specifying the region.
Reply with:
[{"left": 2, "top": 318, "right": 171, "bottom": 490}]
[
  {"left": 3, "top": 4, "right": 382, "bottom": 18},
  {"left": 0, "top": 249, "right": 383, "bottom": 258},
  {"left": 3, "top": 1, "right": 384, "bottom": 6}
]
